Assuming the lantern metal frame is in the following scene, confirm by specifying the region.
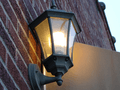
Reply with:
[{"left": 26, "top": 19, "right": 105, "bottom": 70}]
[
  {"left": 28, "top": 0, "right": 81, "bottom": 90},
  {"left": 29, "top": 9, "right": 81, "bottom": 58}
]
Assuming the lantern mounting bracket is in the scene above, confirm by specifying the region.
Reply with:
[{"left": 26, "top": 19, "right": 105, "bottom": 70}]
[{"left": 28, "top": 64, "right": 63, "bottom": 90}]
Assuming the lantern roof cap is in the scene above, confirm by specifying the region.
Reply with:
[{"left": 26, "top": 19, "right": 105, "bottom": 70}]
[{"left": 29, "top": 8, "right": 81, "bottom": 34}]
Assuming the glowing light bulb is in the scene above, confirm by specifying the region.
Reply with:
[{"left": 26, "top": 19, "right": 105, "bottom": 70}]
[
  {"left": 53, "top": 32, "right": 66, "bottom": 47},
  {"left": 53, "top": 31, "right": 67, "bottom": 54}
]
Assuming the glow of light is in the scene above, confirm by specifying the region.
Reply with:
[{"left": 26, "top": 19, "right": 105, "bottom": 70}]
[
  {"left": 48, "top": 37, "right": 51, "bottom": 47},
  {"left": 53, "top": 32, "right": 66, "bottom": 47}
]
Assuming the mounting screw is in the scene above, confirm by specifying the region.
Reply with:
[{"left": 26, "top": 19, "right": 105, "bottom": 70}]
[
  {"left": 65, "top": 57, "right": 69, "bottom": 62},
  {"left": 36, "top": 70, "right": 38, "bottom": 73},
  {"left": 53, "top": 56, "right": 57, "bottom": 61}
]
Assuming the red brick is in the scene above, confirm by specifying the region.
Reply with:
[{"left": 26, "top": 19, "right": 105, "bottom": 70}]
[
  {"left": 17, "top": 0, "right": 32, "bottom": 23},
  {"left": 39, "top": 0, "right": 47, "bottom": 10},
  {"left": 29, "top": 45, "right": 37, "bottom": 63},
  {"left": 18, "top": 27, "right": 39, "bottom": 64},
  {"left": 0, "top": 22, "right": 15, "bottom": 59},
  {"left": 0, "top": 83, "right": 3, "bottom": 90},
  {"left": 7, "top": 21, "right": 30, "bottom": 65},
  {"left": 56, "top": 0, "right": 62, "bottom": 9},
  {"left": 0, "top": 5, "right": 6, "bottom": 26},
  {"left": 46, "top": 0, "right": 50, "bottom": 9},
  {"left": 8, "top": 0, "right": 29, "bottom": 35},
  {"left": 34, "top": 0, "right": 42, "bottom": 8},
  {"left": 16, "top": 52, "right": 31, "bottom": 88},
  {"left": 7, "top": 55, "right": 29, "bottom": 90},
  {"left": 18, "top": 47, "right": 30, "bottom": 65},
  {"left": 34, "top": 2, "right": 41, "bottom": 16},
  {"left": 39, "top": 4, "right": 44, "bottom": 14},
  {"left": 36, "top": 44, "right": 41, "bottom": 61},
  {"left": 28, "top": 32, "right": 42, "bottom": 63},
  {"left": 1, "top": 0, "right": 17, "bottom": 30},
  {"left": 0, "top": 62, "right": 17, "bottom": 90},
  {"left": 19, "top": 27, "right": 42, "bottom": 64},
  {"left": 28, "top": 31, "right": 36, "bottom": 51},
  {"left": 0, "top": 41, "right": 6, "bottom": 63},
  {"left": 18, "top": 26, "right": 29, "bottom": 51},
  {"left": 22, "top": 0, "right": 37, "bottom": 20}
]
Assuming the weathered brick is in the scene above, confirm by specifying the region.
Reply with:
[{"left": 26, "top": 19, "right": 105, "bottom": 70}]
[
  {"left": 0, "top": 83, "right": 3, "bottom": 90},
  {"left": 0, "top": 22, "right": 15, "bottom": 59},
  {"left": 28, "top": 30, "right": 36, "bottom": 51},
  {"left": 46, "top": 0, "right": 50, "bottom": 9},
  {"left": 55, "top": 0, "right": 62, "bottom": 9},
  {"left": 18, "top": 26, "right": 40, "bottom": 64},
  {"left": 0, "top": 5, "right": 6, "bottom": 26},
  {"left": 17, "top": 0, "right": 32, "bottom": 23},
  {"left": 36, "top": 44, "right": 41, "bottom": 61},
  {"left": 0, "top": 61, "right": 17, "bottom": 90},
  {"left": 34, "top": 0, "right": 42, "bottom": 8},
  {"left": 34, "top": 2, "right": 41, "bottom": 16},
  {"left": 18, "top": 26, "right": 29, "bottom": 51},
  {"left": 1, "top": 0, "right": 17, "bottom": 30},
  {"left": 19, "top": 25, "right": 41, "bottom": 64},
  {"left": 22, "top": 0, "right": 37, "bottom": 20},
  {"left": 16, "top": 52, "right": 31, "bottom": 88},
  {"left": 39, "top": 0, "right": 47, "bottom": 10},
  {"left": 0, "top": 41, "right": 6, "bottom": 63},
  {"left": 29, "top": 45, "right": 37, "bottom": 63},
  {"left": 7, "top": 21, "right": 30, "bottom": 65},
  {"left": 39, "top": 3, "right": 44, "bottom": 14},
  {"left": 7, "top": 55, "right": 29, "bottom": 90},
  {"left": 8, "top": 0, "right": 29, "bottom": 35}
]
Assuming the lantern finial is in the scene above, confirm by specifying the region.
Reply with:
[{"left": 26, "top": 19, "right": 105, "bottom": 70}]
[{"left": 51, "top": 0, "right": 57, "bottom": 9}]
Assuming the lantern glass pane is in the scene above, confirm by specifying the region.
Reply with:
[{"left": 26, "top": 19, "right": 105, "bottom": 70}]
[
  {"left": 51, "top": 17, "right": 69, "bottom": 55},
  {"left": 35, "top": 18, "right": 52, "bottom": 59},
  {"left": 69, "top": 22, "right": 76, "bottom": 58}
]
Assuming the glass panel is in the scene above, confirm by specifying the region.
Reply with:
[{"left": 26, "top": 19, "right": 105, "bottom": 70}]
[
  {"left": 69, "top": 22, "right": 76, "bottom": 58},
  {"left": 35, "top": 18, "right": 52, "bottom": 59},
  {"left": 51, "top": 17, "right": 69, "bottom": 55}
]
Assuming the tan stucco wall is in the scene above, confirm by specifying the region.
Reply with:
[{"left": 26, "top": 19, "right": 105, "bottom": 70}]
[{"left": 45, "top": 42, "right": 120, "bottom": 90}]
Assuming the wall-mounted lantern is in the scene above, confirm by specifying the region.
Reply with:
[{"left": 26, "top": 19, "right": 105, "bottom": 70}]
[{"left": 28, "top": 0, "right": 81, "bottom": 90}]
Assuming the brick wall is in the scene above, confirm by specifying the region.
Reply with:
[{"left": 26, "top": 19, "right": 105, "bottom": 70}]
[
  {"left": 0, "top": 0, "right": 42, "bottom": 89},
  {"left": 0, "top": 0, "right": 115, "bottom": 90}
]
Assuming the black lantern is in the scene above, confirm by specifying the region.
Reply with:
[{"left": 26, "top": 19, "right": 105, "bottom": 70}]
[{"left": 28, "top": 0, "right": 81, "bottom": 90}]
